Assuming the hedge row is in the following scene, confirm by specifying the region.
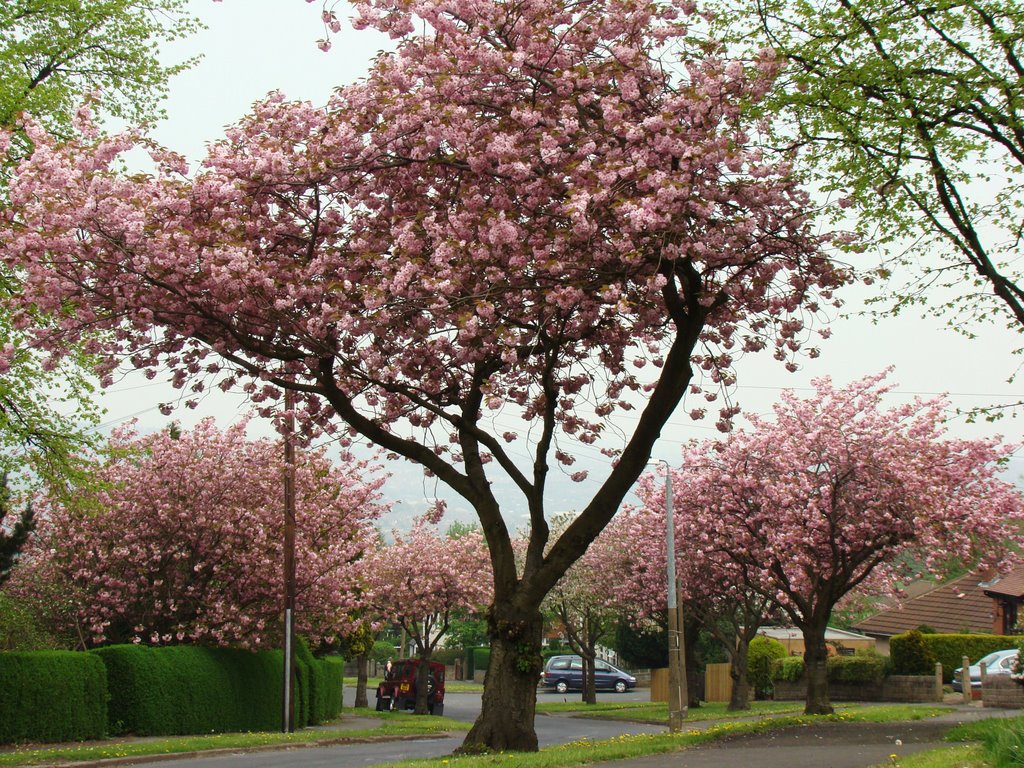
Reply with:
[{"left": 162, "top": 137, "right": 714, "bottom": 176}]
[
  {"left": 890, "top": 633, "right": 1019, "bottom": 683},
  {"left": 772, "top": 652, "right": 888, "bottom": 684},
  {"left": 1, "top": 643, "right": 344, "bottom": 744},
  {"left": 0, "top": 651, "right": 107, "bottom": 744}
]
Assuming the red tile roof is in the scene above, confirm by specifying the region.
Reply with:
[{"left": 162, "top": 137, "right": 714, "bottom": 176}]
[
  {"left": 982, "top": 567, "right": 1024, "bottom": 599},
  {"left": 852, "top": 572, "right": 997, "bottom": 637}
]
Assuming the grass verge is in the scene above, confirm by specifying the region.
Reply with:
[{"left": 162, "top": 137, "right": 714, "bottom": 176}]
[
  {"left": 535, "top": 700, "right": 805, "bottom": 723},
  {"left": 0, "top": 711, "right": 468, "bottom": 767},
  {"left": 372, "top": 706, "right": 953, "bottom": 768},
  {"left": 872, "top": 714, "right": 1024, "bottom": 768}
]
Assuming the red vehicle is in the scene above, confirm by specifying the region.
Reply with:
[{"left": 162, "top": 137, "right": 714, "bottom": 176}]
[{"left": 375, "top": 658, "right": 445, "bottom": 715}]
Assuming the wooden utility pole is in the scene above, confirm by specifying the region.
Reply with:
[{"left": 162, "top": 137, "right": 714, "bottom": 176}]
[
  {"left": 282, "top": 388, "right": 297, "bottom": 733},
  {"left": 659, "top": 459, "right": 687, "bottom": 731}
]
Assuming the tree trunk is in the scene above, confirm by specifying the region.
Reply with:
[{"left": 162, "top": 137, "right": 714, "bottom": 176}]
[
  {"left": 801, "top": 623, "right": 833, "bottom": 715},
  {"left": 459, "top": 604, "right": 543, "bottom": 753},
  {"left": 415, "top": 648, "right": 432, "bottom": 715},
  {"left": 354, "top": 653, "right": 369, "bottom": 708},
  {"left": 727, "top": 639, "right": 750, "bottom": 711},
  {"left": 684, "top": 611, "right": 701, "bottom": 709},
  {"left": 582, "top": 648, "right": 597, "bottom": 705}
]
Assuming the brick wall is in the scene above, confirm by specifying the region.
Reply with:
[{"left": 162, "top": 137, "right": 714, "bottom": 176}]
[
  {"left": 772, "top": 675, "right": 941, "bottom": 703},
  {"left": 982, "top": 676, "right": 1024, "bottom": 709}
]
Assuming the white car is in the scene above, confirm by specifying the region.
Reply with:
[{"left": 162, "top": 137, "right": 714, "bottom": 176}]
[{"left": 951, "top": 648, "right": 1019, "bottom": 692}]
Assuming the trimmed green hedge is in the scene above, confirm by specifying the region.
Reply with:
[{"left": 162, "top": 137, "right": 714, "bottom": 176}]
[
  {"left": 890, "top": 633, "right": 1019, "bottom": 683},
  {"left": 828, "top": 652, "right": 888, "bottom": 683},
  {"left": 1, "top": 643, "right": 344, "bottom": 743},
  {"left": 92, "top": 645, "right": 283, "bottom": 736},
  {"left": 0, "top": 651, "right": 107, "bottom": 744},
  {"left": 771, "top": 651, "right": 888, "bottom": 684}
]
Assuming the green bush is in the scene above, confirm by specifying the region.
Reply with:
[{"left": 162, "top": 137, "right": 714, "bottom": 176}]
[
  {"left": 891, "top": 632, "right": 1019, "bottom": 683},
  {"left": 295, "top": 639, "right": 343, "bottom": 726},
  {"left": 772, "top": 656, "right": 805, "bottom": 682},
  {"left": 827, "top": 651, "right": 886, "bottom": 684},
  {"left": 370, "top": 639, "right": 395, "bottom": 664},
  {"left": 890, "top": 629, "right": 936, "bottom": 675},
  {"left": 0, "top": 594, "right": 60, "bottom": 651},
  {"left": 470, "top": 646, "right": 490, "bottom": 677},
  {"left": 747, "top": 636, "right": 786, "bottom": 697},
  {"left": 770, "top": 651, "right": 887, "bottom": 685},
  {"left": 92, "top": 644, "right": 283, "bottom": 736},
  {"left": 0, "top": 651, "right": 107, "bottom": 744}
]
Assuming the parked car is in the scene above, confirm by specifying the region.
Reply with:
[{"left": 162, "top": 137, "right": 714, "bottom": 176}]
[
  {"left": 375, "top": 658, "right": 445, "bottom": 715},
  {"left": 951, "top": 648, "right": 1019, "bottom": 692},
  {"left": 540, "top": 655, "right": 636, "bottom": 694}
]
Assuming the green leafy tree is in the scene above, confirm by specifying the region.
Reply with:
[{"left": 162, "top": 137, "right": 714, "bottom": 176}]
[
  {"left": 0, "top": 0, "right": 199, "bottom": 482},
  {"left": 1, "top": 1, "right": 200, "bottom": 148},
  {"left": 714, "top": 0, "right": 1024, "bottom": 404},
  {"left": 0, "top": 474, "right": 33, "bottom": 587}
]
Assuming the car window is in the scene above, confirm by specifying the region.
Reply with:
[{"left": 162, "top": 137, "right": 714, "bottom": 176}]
[
  {"left": 550, "top": 659, "right": 570, "bottom": 670},
  {"left": 570, "top": 660, "right": 583, "bottom": 670},
  {"left": 595, "top": 661, "right": 612, "bottom": 672}
]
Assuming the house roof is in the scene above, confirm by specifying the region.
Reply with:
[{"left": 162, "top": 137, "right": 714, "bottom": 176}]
[
  {"left": 758, "top": 627, "right": 872, "bottom": 642},
  {"left": 981, "top": 567, "right": 1024, "bottom": 599},
  {"left": 852, "top": 572, "right": 996, "bottom": 638}
]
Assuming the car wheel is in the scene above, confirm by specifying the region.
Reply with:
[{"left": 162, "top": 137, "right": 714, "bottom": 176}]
[
  {"left": 614, "top": 680, "right": 627, "bottom": 693},
  {"left": 555, "top": 680, "right": 569, "bottom": 694}
]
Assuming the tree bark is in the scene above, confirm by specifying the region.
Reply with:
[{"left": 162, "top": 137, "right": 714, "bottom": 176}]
[
  {"left": 801, "top": 623, "right": 833, "bottom": 715},
  {"left": 459, "top": 604, "right": 543, "bottom": 752},
  {"left": 684, "top": 612, "right": 702, "bottom": 709},
  {"left": 354, "top": 653, "right": 369, "bottom": 708},
  {"left": 415, "top": 648, "right": 433, "bottom": 715},
  {"left": 582, "top": 646, "right": 597, "bottom": 705},
  {"left": 727, "top": 639, "right": 750, "bottom": 711}
]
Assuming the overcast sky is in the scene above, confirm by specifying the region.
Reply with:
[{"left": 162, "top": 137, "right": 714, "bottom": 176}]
[{"left": 94, "top": 0, "right": 1024, "bottom": 528}]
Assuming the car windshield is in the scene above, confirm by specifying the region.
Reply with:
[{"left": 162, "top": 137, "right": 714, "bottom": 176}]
[{"left": 977, "top": 651, "right": 1005, "bottom": 666}]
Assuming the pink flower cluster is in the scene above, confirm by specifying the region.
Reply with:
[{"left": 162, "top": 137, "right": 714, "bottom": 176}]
[{"left": 14, "top": 419, "right": 386, "bottom": 648}]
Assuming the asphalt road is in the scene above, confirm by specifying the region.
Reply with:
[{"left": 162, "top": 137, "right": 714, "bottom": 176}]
[
  {"left": 110, "top": 689, "right": 664, "bottom": 768},
  {"left": 75, "top": 691, "right": 1017, "bottom": 768}
]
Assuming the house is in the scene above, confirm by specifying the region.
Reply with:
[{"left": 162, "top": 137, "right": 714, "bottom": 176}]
[
  {"left": 757, "top": 626, "right": 875, "bottom": 656},
  {"left": 981, "top": 568, "right": 1024, "bottom": 634},
  {"left": 852, "top": 567, "right": 1024, "bottom": 654}
]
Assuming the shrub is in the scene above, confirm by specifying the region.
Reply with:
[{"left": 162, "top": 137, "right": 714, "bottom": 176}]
[
  {"left": 890, "top": 629, "right": 937, "bottom": 675},
  {"left": 827, "top": 651, "right": 886, "bottom": 684},
  {"left": 747, "top": 636, "right": 786, "bottom": 698},
  {"left": 772, "top": 656, "right": 805, "bottom": 682},
  {"left": 370, "top": 639, "right": 396, "bottom": 663},
  {"left": 470, "top": 646, "right": 490, "bottom": 676},
  {"left": 92, "top": 644, "right": 282, "bottom": 736},
  {"left": 0, "top": 651, "right": 107, "bottom": 744},
  {"left": 891, "top": 633, "right": 1019, "bottom": 683}
]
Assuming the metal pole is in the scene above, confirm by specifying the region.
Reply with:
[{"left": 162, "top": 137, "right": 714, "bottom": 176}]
[
  {"left": 660, "top": 460, "right": 687, "bottom": 731},
  {"left": 282, "top": 389, "right": 297, "bottom": 733}
]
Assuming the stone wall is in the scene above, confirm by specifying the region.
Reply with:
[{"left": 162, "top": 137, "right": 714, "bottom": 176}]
[
  {"left": 772, "top": 674, "right": 942, "bottom": 703},
  {"left": 982, "top": 676, "right": 1024, "bottom": 709}
]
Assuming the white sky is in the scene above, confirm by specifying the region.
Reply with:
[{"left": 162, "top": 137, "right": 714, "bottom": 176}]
[{"left": 94, "top": 0, "right": 1024, "bottom": 527}]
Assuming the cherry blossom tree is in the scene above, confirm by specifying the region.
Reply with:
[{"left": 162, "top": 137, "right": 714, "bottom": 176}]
[
  {"left": 0, "top": 0, "right": 847, "bottom": 750},
  {"left": 674, "top": 372, "right": 1024, "bottom": 714},
  {"left": 361, "top": 519, "right": 491, "bottom": 714},
  {"left": 613, "top": 494, "right": 780, "bottom": 711},
  {"left": 12, "top": 419, "right": 384, "bottom": 648},
  {"left": 542, "top": 515, "right": 630, "bottom": 704}
]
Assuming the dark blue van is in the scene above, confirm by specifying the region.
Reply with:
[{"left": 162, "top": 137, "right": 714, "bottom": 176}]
[{"left": 540, "top": 655, "right": 636, "bottom": 693}]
